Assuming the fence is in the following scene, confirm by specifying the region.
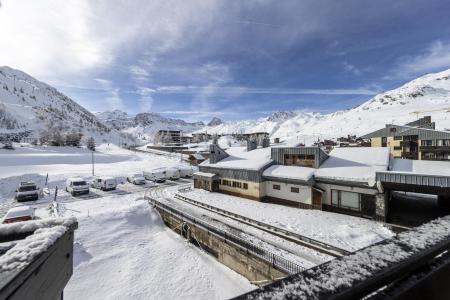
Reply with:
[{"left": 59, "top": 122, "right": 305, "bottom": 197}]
[{"left": 146, "top": 195, "right": 304, "bottom": 275}]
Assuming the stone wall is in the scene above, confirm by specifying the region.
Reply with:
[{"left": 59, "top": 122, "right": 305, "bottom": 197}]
[{"left": 157, "top": 208, "right": 286, "bottom": 283}]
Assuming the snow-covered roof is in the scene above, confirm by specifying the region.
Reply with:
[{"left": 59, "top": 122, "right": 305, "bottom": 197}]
[
  {"left": 190, "top": 153, "right": 205, "bottom": 160},
  {"left": 201, "top": 146, "right": 272, "bottom": 171},
  {"left": 389, "top": 159, "right": 450, "bottom": 176},
  {"left": 315, "top": 147, "right": 390, "bottom": 184},
  {"left": 67, "top": 177, "right": 86, "bottom": 182},
  {"left": 194, "top": 172, "right": 217, "bottom": 179},
  {"left": 263, "top": 165, "right": 314, "bottom": 183}
]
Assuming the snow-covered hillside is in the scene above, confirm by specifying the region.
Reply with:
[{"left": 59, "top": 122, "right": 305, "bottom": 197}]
[
  {"left": 0, "top": 66, "right": 133, "bottom": 143},
  {"left": 96, "top": 110, "right": 204, "bottom": 142},
  {"left": 202, "top": 69, "right": 450, "bottom": 142}
]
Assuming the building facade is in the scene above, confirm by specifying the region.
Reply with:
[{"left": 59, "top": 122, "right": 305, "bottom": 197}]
[
  {"left": 195, "top": 145, "right": 390, "bottom": 221},
  {"left": 361, "top": 117, "right": 450, "bottom": 161}
]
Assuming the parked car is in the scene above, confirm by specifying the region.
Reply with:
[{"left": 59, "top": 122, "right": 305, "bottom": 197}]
[
  {"left": 178, "top": 166, "right": 194, "bottom": 178},
  {"left": 143, "top": 169, "right": 166, "bottom": 183},
  {"left": 127, "top": 174, "right": 146, "bottom": 185},
  {"left": 15, "top": 181, "right": 39, "bottom": 202},
  {"left": 91, "top": 176, "right": 117, "bottom": 191},
  {"left": 65, "top": 178, "right": 90, "bottom": 196},
  {"left": 165, "top": 168, "right": 180, "bottom": 180},
  {"left": 2, "top": 206, "right": 35, "bottom": 224}
]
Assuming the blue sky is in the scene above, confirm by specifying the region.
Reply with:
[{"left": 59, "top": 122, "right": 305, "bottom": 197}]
[{"left": 1, "top": 0, "right": 450, "bottom": 122}]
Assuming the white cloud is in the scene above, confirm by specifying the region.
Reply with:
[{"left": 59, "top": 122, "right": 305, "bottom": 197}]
[
  {"left": 154, "top": 85, "right": 378, "bottom": 95},
  {"left": 388, "top": 40, "right": 450, "bottom": 79},
  {"left": 94, "top": 78, "right": 124, "bottom": 110},
  {"left": 0, "top": 0, "right": 111, "bottom": 79},
  {"left": 341, "top": 61, "right": 361, "bottom": 76}
]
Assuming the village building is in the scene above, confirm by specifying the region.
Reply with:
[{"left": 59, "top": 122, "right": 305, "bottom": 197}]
[
  {"left": 154, "top": 130, "right": 182, "bottom": 145},
  {"left": 188, "top": 153, "right": 206, "bottom": 166},
  {"left": 194, "top": 140, "right": 450, "bottom": 222},
  {"left": 361, "top": 116, "right": 450, "bottom": 161}
]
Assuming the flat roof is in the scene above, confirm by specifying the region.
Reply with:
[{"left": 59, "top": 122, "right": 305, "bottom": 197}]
[
  {"left": 389, "top": 158, "right": 450, "bottom": 176},
  {"left": 194, "top": 172, "right": 218, "bottom": 179},
  {"left": 263, "top": 165, "right": 314, "bottom": 183}
]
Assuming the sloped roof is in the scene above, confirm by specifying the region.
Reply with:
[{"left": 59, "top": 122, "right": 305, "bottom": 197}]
[{"left": 315, "top": 147, "right": 390, "bottom": 184}]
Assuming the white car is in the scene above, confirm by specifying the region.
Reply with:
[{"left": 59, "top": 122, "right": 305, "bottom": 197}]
[
  {"left": 66, "top": 178, "right": 90, "bottom": 196},
  {"left": 143, "top": 169, "right": 166, "bottom": 183},
  {"left": 15, "top": 181, "right": 40, "bottom": 202},
  {"left": 165, "top": 168, "right": 180, "bottom": 180},
  {"left": 127, "top": 174, "right": 146, "bottom": 185},
  {"left": 178, "top": 166, "right": 194, "bottom": 178},
  {"left": 2, "top": 206, "right": 35, "bottom": 224},
  {"left": 91, "top": 176, "right": 117, "bottom": 191}
]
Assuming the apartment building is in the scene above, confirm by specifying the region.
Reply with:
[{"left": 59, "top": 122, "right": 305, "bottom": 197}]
[{"left": 361, "top": 116, "right": 450, "bottom": 161}]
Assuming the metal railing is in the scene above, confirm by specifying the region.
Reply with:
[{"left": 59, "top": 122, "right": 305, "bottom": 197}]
[
  {"left": 145, "top": 195, "right": 304, "bottom": 275},
  {"left": 173, "top": 193, "right": 350, "bottom": 257}
]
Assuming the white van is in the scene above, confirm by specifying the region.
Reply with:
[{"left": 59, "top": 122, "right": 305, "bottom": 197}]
[
  {"left": 178, "top": 166, "right": 194, "bottom": 178},
  {"left": 66, "top": 178, "right": 90, "bottom": 196},
  {"left": 143, "top": 169, "right": 166, "bottom": 183},
  {"left": 165, "top": 168, "right": 180, "bottom": 180},
  {"left": 91, "top": 176, "right": 117, "bottom": 191}
]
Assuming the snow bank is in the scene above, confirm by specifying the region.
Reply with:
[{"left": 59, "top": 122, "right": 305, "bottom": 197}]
[
  {"left": 48, "top": 194, "right": 255, "bottom": 300},
  {"left": 0, "top": 217, "right": 76, "bottom": 236}
]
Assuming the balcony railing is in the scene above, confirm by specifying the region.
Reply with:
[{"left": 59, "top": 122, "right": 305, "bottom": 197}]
[{"left": 420, "top": 145, "right": 450, "bottom": 152}]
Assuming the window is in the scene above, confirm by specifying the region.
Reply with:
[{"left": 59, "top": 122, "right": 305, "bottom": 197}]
[
  {"left": 291, "top": 187, "right": 300, "bottom": 193},
  {"left": 393, "top": 136, "right": 402, "bottom": 140},
  {"left": 421, "top": 140, "right": 433, "bottom": 146},
  {"left": 331, "top": 190, "right": 361, "bottom": 211},
  {"left": 243, "top": 183, "right": 248, "bottom": 189},
  {"left": 393, "top": 146, "right": 402, "bottom": 150},
  {"left": 232, "top": 181, "right": 242, "bottom": 188},
  {"left": 221, "top": 179, "right": 231, "bottom": 186},
  {"left": 273, "top": 184, "right": 280, "bottom": 190},
  {"left": 284, "top": 154, "right": 315, "bottom": 167},
  {"left": 390, "top": 127, "right": 397, "bottom": 133}
]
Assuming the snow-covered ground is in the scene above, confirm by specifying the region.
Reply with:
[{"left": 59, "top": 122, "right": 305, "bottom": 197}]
[
  {"left": 39, "top": 194, "right": 254, "bottom": 300},
  {"left": 180, "top": 189, "right": 394, "bottom": 252},
  {"left": 0, "top": 144, "right": 256, "bottom": 299},
  {"left": 0, "top": 144, "right": 190, "bottom": 202}
]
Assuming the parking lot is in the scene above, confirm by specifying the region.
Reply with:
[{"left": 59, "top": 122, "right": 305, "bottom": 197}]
[{"left": 0, "top": 178, "right": 194, "bottom": 219}]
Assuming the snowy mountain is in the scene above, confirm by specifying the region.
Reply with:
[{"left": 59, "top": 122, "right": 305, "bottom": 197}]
[
  {"left": 207, "top": 117, "right": 223, "bottom": 127},
  {"left": 201, "top": 69, "right": 450, "bottom": 143},
  {"left": 0, "top": 66, "right": 134, "bottom": 143},
  {"left": 96, "top": 110, "right": 204, "bottom": 141}
]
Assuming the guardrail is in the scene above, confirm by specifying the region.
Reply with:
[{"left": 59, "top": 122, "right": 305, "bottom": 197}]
[
  {"left": 145, "top": 195, "right": 304, "bottom": 275},
  {"left": 173, "top": 193, "right": 350, "bottom": 257}
]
